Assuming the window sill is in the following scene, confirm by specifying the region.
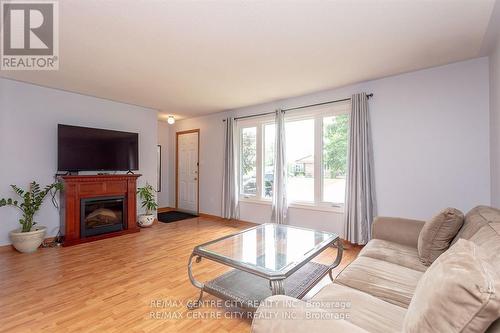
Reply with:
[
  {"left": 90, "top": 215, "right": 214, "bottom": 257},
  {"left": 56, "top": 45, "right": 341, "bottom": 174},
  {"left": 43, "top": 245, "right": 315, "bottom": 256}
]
[{"left": 239, "top": 198, "right": 344, "bottom": 214}]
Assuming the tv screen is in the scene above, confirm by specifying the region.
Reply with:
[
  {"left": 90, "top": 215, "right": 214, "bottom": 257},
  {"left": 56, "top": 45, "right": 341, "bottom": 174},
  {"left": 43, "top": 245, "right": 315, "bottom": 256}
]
[{"left": 58, "top": 124, "right": 139, "bottom": 172}]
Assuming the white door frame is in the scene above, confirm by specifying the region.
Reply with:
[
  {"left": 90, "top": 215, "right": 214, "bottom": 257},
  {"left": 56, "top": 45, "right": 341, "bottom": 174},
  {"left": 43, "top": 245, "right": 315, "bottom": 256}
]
[{"left": 176, "top": 129, "right": 200, "bottom": 214}]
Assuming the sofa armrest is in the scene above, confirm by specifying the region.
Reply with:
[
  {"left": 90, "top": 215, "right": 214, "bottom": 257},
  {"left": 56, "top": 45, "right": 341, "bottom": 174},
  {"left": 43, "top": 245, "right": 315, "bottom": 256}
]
[
  {"left": 372, "top": 216, "right": 426, "bottom": 248},
  {"left": 251, "top": 295, "right": 368, "bottom": 333}
]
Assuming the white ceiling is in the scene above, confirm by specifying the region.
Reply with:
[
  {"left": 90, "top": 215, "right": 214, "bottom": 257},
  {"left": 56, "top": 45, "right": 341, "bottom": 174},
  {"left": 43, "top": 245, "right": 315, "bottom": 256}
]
[{"left": 1, "top": 0, "right": 496, "bottom": 119}]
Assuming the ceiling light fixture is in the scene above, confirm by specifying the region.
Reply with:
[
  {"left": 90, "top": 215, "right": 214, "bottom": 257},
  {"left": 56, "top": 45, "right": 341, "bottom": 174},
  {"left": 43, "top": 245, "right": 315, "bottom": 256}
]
[{"left": 167, "top": 116, "right": 175, "bottom": 125}]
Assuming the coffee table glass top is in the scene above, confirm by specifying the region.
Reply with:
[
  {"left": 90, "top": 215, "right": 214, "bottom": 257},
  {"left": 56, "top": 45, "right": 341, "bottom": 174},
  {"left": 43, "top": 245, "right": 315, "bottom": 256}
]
[{"left": 195, "top": 224, "right": 338, "bottom": 276}]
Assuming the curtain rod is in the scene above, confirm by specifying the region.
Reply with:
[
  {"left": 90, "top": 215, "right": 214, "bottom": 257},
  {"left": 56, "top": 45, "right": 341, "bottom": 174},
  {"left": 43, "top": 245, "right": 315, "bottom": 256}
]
[{"left": 223, "top": 93, "right": 373, "bottom": 122}]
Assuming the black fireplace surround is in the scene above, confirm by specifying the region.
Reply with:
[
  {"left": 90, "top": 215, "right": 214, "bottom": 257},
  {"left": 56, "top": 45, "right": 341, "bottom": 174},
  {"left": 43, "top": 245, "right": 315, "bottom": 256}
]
[{"left": 80, "top": 196, "right": 126, "bottom": 237}]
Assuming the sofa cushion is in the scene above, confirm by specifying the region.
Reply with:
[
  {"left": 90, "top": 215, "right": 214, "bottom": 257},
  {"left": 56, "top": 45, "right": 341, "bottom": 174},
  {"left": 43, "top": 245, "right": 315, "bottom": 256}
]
[
  {"left": 371, "top": 217, "right": 426, "bottom": 248},
  {"left": 417, "top": 207, "right": 464, "bottom": 266},
  {"left": 251, "top": 295, "right": 369, "bottom": 333},
  {"left": 359, "top": 239, "right": 427, "bottom": 272},
  {"left": 453, "top": 206, "right": 500, "bottom": 244},
  {"left": 312, "top": 283, "right": 406, "bottom": 333},
  {"left": 403, "top": 239, "right": 500, "bottom": 333},
  {"left": 335, "top": 256, "right": 423, "bottom": 308},
  {"left": 468, "top": 226, "right": 500, "bottom": 269},
  {"left": 453, "top": 206, "right": 500, "bottom": 261},
  {"left": 452, "top": 207, "right": 500, "bottom": 332}
]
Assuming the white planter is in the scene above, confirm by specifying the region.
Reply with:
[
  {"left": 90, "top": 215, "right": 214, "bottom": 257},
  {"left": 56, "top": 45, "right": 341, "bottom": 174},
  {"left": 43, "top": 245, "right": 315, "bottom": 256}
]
[
  {"left": 138, "top": 214, "right": 155, "bottom": 228},
  {"left": 9, "top": 226, "right": 47, "bottom": 253}
]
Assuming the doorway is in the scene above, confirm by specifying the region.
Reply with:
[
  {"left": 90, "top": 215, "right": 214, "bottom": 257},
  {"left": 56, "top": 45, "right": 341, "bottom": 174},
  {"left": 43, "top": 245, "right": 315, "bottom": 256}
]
[{"left": 176, "top": 129, "right": 199, "bottom": 215}]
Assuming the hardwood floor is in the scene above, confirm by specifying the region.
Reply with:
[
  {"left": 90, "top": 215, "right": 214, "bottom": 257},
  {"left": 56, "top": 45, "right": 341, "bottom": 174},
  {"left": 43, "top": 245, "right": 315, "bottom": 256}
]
[{"left": 0, "top": 216, "right": 360, "bottom": 333}]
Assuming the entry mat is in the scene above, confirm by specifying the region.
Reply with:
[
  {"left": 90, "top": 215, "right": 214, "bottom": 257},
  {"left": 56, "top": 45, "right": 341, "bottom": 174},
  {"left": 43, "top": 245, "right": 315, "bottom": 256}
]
[{"left": 157, "top": 211, "right": 198, "bottom": 223}]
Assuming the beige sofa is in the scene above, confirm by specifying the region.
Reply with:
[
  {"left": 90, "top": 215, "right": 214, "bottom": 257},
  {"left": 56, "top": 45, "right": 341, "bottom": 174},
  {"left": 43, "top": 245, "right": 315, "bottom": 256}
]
[{"left": 251, "top": 206, "right": 500, "bottom": 333}]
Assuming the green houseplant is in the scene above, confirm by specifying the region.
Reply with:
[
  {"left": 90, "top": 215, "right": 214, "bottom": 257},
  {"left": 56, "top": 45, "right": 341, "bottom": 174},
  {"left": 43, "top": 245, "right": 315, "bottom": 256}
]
[
  {"left": 137, "top": 183, "right": 157, "bottom": 227},
  {"left": 0, "top": 181, "right": 63, "bottom": 253}
]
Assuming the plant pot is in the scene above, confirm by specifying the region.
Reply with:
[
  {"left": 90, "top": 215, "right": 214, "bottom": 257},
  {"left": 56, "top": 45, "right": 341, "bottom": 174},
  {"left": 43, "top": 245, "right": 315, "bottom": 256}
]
[
  {"left": 9, "top": 226, "right": 47, "bottom": 253},
  {"left": 138, "top": 214, "right": 155, "bottom": 228}
]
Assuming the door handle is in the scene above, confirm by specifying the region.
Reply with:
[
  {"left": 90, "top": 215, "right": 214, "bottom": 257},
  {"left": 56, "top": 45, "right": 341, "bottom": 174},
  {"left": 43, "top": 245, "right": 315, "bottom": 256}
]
[{"left": 194, "top": 178, "right": 198, "bottom": 181}]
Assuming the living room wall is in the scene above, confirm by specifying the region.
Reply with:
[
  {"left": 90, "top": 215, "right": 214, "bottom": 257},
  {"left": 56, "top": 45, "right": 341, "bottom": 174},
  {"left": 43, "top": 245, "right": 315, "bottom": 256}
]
[
  {"left": 0, "top": 79, "right": 158, "bottom": 246},
  {"left": 168, "top": 58, "right": 491, "bottom": 236},
  {"left": 490, "top": 27, "right": 500, "bottom": 207}
]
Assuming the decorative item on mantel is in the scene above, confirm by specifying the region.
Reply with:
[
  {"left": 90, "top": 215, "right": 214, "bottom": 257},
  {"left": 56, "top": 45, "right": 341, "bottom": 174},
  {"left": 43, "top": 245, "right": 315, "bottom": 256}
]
[
  {"left": 137, "top": 183, "right": 158, "bottom": 227},
  {"left": 0, "top": 181, "right": 63, "bottom": 253}
]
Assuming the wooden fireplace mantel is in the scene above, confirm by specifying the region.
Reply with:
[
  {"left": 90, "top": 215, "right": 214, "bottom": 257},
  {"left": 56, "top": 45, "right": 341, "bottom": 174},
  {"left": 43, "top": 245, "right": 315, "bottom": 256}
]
[{"left": 59, "top": 174, "right": 141, "bottom": 246}]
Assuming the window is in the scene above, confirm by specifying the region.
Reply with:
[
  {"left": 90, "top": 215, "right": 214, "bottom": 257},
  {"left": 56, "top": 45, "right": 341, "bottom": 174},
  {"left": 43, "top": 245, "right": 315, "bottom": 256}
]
[
  {"left": 286, "top": 119, "right": 315, "bottom": 203},
  {"left": 322, "top": 114, "right": 349, "bottom": 204},
  {"left": 263, "top": 124, "right": 275, "bottom": 198},
  {"left": 237, "top": 102, "right": 349, "bottom": 207},
  {"left": 240, "top": 127, "right": 257, "bottom": 196}
]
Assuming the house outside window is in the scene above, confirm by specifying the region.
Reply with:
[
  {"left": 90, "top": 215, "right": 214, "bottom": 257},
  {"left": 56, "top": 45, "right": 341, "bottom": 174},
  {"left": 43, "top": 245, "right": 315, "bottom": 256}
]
[{"left": 293, "top": 155, "right": 313, "bottom": 177}]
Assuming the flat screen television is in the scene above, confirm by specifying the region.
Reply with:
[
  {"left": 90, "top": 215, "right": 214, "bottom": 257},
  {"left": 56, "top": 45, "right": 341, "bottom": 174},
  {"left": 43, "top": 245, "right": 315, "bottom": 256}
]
[{"left": 58, "top": 124, "right": 139, "bottom": 172}]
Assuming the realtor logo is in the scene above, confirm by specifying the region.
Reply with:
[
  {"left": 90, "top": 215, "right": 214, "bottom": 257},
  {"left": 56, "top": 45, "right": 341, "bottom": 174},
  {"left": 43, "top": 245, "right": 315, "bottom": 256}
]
[{"left": 1, "top": 0, "right": 59, "bottom": 70}]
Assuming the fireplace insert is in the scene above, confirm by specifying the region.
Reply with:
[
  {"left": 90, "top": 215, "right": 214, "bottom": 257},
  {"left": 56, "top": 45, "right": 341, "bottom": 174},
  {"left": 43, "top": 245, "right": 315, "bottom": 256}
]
[{"left": 81, "top": 196, "right": 125, "bottom": 237}]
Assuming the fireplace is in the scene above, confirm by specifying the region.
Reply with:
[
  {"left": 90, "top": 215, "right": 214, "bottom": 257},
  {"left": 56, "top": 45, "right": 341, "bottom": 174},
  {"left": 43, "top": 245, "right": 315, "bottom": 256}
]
[
  {"left": 59, "top": 174, "right": 140, "bottom": 246},
  {"left": 81, "top": 196, "right": 126, "bottom": 237}
]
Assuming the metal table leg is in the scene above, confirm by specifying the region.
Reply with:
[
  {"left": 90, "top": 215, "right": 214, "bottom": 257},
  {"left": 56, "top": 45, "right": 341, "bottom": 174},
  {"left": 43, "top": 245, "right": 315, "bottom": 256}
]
[
  {"left": 187, "top": 253, "right": 204, "bottom": 310},
  {"left": 328, "top": 238, "right": 343, "bottom": 281},
  {"left": 269, "top": 279, "right": 285, "bottom": 295}
]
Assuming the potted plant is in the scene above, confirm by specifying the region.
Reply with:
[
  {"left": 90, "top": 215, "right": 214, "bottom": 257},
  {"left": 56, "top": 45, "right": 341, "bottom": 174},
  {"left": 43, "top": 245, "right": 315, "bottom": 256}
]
[
  {"left": 137, "top": 183, "right": 158, "bottom": 227},
  {"left": 0, "top": 181, "right": 63, "bottom": 253}
]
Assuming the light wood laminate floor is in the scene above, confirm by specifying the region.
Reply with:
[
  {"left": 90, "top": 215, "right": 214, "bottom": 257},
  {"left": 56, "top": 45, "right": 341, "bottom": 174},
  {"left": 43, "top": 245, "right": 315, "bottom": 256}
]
[{"left": 0, "top": 216, "right": 360, "bottom": 333}]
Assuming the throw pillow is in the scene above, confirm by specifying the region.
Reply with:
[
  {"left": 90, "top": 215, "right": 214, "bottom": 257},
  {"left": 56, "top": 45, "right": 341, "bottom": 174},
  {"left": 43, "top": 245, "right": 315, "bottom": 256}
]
[{"left": 418, "top": 207, "right": 464, "bottom": 265}]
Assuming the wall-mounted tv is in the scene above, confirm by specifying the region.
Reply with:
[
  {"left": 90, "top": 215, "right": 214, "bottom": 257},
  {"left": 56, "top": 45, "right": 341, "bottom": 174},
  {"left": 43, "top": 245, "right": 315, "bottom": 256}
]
[{"left": 58, "top": 124, "right": 139, "bottom": 172}]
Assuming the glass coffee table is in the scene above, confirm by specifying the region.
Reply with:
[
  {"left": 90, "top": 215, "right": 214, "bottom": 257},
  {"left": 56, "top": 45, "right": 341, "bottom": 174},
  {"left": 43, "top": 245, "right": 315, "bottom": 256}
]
[{"left": 187, "top": 223, "right": 342, "bottom": 310}]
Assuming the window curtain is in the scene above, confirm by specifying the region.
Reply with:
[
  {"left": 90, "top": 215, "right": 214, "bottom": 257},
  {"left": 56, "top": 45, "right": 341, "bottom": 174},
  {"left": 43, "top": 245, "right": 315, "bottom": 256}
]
[
  {"left": 222, "top": 117, "right": 239, "bottom": 219},
  {"left": 344, "top": 93, "right": 376, "bottom": 245},
  {"left": 271, "top": 109, "right": 288, "bottom": 224}
]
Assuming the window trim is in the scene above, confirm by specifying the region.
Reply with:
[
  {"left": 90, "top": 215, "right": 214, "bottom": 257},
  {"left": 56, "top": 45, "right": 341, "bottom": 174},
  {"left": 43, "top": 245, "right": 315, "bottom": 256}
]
[
  {"left": 236, "top": 101, "right": 350, "bottom": 207},
  {"left": 239, "top": 197, "right": 345, "bottom": 214}
]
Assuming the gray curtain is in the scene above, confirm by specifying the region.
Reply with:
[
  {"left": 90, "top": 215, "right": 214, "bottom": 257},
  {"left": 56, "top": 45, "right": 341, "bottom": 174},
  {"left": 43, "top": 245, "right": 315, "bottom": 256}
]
[
  {"left": 344, "top": 93, "right": 376, "bottom": 245},
  {"left": 271, "top": 109, "right": 288, "bottom": 224},
  {"left": 222, "top": 117, "right": 239, "bottom": 219}
]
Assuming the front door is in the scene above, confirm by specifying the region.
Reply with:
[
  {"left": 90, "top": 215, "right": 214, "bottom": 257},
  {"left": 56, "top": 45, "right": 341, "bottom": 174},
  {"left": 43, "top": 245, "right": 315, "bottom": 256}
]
[{"left": 176, "top": 130, "right": 199, "bottom": 214}]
